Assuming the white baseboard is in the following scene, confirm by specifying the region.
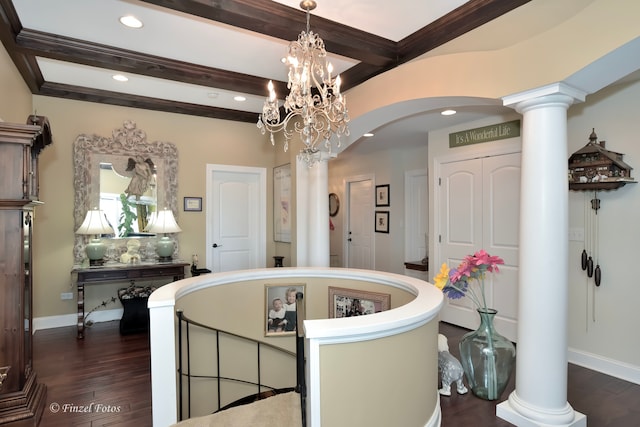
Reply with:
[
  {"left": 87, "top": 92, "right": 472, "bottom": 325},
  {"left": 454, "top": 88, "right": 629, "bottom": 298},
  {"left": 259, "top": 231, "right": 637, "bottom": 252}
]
[
  {"left": 33, "top": 308, "right": 123, "bottom": 332},
  {"left": 568, "top": 347, "right": 640, "bottom": 386}
]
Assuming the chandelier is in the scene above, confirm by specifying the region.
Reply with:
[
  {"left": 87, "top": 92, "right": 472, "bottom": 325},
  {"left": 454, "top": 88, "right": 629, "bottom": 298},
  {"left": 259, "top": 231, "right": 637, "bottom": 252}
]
[{"left": 257, "top": 0, "right": 349, "bottom": 167}]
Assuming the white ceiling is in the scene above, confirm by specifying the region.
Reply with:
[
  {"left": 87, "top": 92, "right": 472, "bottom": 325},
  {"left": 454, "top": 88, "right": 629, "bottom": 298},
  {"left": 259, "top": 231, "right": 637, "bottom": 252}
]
[
  {"left": 7, "top": 0, "right": 627, "bottom": 154},
  {"left": 12, "top": 0, "right": 474, "bottom": 113}
]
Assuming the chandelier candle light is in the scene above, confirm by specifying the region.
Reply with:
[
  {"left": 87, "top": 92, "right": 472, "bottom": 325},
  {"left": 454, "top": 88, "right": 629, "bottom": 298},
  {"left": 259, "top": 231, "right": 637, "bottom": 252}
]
[{"left": 257, "top": 0, "right": 349, "bottom": 167}]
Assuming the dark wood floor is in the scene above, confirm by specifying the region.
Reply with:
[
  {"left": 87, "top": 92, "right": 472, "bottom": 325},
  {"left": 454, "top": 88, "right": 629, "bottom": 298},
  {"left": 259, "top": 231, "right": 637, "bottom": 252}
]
[
  {"left": 32, "top": 321, "right": 640, "bottom": 426},
  {"left": 34, "top": 321, "right": 153, "bottom": 427}
]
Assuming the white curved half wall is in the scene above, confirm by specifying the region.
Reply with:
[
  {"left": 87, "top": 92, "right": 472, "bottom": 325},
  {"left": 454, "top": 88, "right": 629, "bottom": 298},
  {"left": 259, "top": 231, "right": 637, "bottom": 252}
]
[{"left": 148, "top": 267, "right": 443, "bottom": 427}]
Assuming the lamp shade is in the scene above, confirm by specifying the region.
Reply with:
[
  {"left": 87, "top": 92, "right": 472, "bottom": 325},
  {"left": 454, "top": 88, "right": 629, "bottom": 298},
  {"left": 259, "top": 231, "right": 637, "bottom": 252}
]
[
  {"left": 146, "top": 209, "right": 182, "bottom": 234},
  {"left": 76, "top": 209, "right": 114, "bottom": 266},
  {"left": 75, "top": 209, "right": 114, "bottom": 236}
]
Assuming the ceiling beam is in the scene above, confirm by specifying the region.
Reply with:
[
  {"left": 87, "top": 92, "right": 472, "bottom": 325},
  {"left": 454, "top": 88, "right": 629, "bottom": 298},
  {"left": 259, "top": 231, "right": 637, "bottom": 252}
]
[
  {"left": 15, "top": 29, "right": 289, "bottom": 97},
  {"left": 39, "top": 82, "right": 258, "bottom": 122},
  {"left": 398, "top": 0, "right": 532, "bottom": 64},
  {"left": 139, "top": 0, "right": 397, "bottom": 67}
]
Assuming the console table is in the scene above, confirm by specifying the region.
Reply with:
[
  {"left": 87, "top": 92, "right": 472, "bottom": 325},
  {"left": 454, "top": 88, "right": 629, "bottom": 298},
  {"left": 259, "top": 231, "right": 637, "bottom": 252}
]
[{"left": 71, "top": 262, "right": 188, "bottom": 338}]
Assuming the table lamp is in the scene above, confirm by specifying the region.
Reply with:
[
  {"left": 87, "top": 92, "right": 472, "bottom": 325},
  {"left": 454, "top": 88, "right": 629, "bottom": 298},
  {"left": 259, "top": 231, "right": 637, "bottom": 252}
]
[
  {"left": 76, "top": 208, "right": 114, "bottom": 266},
  {"left": 146, "top": 208, "right": 182, "bottom": 261}
]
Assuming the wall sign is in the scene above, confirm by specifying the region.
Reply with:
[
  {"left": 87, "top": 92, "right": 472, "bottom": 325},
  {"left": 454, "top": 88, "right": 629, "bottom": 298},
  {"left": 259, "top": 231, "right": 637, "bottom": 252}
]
[{"left": 449, "top": 120, "right": 520, "bottom": 148}]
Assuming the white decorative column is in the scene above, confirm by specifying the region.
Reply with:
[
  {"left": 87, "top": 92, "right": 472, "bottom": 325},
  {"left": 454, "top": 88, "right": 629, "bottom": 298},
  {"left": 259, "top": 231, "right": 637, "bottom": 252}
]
[
  {"left": 498, "top": 83, "right": 586, "bottom": 427},
  {"left": 295, "top": 154, "right": 330, "bottom": 267}
]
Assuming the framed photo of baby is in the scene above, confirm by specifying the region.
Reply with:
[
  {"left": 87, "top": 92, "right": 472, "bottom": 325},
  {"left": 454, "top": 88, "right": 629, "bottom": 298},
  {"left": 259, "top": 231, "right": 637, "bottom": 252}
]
[{"left": 265, "top": 284, "right": 305, "bottom": 337}]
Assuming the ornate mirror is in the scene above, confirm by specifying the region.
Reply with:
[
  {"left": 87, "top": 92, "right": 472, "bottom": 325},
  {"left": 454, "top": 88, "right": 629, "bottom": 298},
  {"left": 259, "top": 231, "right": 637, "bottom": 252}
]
[{"left": 73, "top": 120, "right": 178, "bottom": 264}]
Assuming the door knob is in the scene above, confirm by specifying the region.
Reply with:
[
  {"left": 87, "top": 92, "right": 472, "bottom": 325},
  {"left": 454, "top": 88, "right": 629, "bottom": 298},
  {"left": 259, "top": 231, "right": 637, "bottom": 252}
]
[{"left": 212, "top": 243, "right": 222, "bottom": 248}]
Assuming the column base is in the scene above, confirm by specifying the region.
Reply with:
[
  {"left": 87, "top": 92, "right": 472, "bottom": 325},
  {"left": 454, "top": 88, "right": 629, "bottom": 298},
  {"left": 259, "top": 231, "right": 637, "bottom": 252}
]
[{"left": 497, "top": 393, "right": 586, "bottom": 427}]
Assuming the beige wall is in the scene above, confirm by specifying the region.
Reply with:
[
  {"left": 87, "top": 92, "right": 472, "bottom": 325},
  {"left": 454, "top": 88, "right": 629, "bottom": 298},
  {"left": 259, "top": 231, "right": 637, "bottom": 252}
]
[
  {"left": 0, "top": 42, "right": 31, "bottom": 122},
  {"left": 320, "top": 322, "right": 437, "bottom": 427},
  {"left": 29, "top": 95, "right": 277, "bottom": 318}
]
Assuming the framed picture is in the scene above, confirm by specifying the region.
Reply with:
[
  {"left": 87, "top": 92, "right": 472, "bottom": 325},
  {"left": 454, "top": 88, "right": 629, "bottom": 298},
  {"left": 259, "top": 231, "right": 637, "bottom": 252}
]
[
  {"left": 274, "top": 164, "right": 291, "bottom": 243},
  {"left": 375, "top": 184, "right": 390, "bottom": 207},
  {"left": 265, "top": 283, "right": 305, "bottom": 336},
  {"left": 328, "top": 286, "right": 390, "bottom": 318},
  {"left": 375, "top": 211, "right": 389, "bottom": 233},
  {"left": 183, "top": 196, "right": 202, "bottom": 212}
]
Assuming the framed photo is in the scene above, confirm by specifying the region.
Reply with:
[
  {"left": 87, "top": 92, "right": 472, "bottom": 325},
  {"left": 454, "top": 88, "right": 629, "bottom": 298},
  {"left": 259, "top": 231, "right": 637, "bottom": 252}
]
[
  {"left": 375, "top": 184, "right": 390, "bottom": 207},
  {"left": 265, "top": 283, "right": 305, "bottom": 336},
  {"left": 375, "top": 211, "right": 389, "bottom": 233},
  {"left": 273, "top": 164, "right": 291, "bottom": 243},
  {"left": 328, "top": 286, "right": 390, "bottom": 318},
  {"left": 183, "top": 196, "right": 202, "bottom": 212}
]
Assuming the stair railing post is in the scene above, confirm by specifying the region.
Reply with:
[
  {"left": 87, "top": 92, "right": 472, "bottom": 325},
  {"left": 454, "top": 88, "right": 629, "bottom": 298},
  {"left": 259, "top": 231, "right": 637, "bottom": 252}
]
[{"left": 295, "top": 292, "right": 307, "bottom": 427}]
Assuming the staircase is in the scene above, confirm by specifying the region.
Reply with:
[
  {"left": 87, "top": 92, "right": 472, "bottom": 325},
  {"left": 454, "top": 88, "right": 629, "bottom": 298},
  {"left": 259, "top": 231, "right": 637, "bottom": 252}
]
[{"left": 174, "top": 291, "right": 306, "bottom": 426}]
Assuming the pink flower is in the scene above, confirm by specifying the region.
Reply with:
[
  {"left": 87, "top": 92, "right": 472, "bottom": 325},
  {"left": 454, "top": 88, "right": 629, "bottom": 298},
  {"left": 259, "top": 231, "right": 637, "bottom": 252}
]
[
  {"left": 472, "top": 249, "right": 504, "bottom": 273},
  {"left": 432, "top": 249, "right": 505, "bottom": 312}
]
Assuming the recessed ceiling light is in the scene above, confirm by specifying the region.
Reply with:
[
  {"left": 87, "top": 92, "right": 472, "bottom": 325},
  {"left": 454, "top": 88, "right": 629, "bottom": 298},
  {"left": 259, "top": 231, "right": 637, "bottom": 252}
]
[
  {"left": 234, "top": 95, "right": 247, "bottom": 102},
  {"left": 207, "top": 92, "right": 219, "bottom": 99},
  {"left": 119, "top": 15, "right": 143, "bottom": 29},
  {"left": 112, "top": 74, "right": 128, "bottom": 82},
  {"left": 441, "top": 109, "right": 457, "bottom": 116},
  {"left": 363, "top": 133, "right": 374, "bottom": 137}
]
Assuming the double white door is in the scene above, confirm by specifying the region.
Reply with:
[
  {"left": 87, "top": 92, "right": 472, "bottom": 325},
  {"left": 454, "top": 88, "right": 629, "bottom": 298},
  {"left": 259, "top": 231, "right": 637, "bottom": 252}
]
[{"left": 437, "top": 153, "right": 520, "bottom": 341}]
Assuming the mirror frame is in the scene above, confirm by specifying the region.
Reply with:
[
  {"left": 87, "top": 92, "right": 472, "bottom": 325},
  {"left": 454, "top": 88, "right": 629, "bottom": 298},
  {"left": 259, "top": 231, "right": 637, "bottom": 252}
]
[{"left": 73, "top": 120, "right": 179, "bottom": 264}]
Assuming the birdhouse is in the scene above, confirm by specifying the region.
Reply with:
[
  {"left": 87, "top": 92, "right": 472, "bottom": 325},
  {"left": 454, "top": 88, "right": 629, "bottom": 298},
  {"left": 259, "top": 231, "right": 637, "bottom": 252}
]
[{"left": 568, "top": 129, "right": 636, "bottom": 191}]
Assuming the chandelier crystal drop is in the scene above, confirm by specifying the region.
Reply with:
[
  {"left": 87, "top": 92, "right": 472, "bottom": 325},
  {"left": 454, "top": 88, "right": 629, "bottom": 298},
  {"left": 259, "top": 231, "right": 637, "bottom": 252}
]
[{"left": 257, "top": 0, "right": 349, "bottom": 167}]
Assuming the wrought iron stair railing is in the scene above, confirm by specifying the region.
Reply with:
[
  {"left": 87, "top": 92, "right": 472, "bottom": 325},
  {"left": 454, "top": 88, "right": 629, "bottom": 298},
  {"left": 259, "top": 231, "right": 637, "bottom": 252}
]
[{"left": 176, "top": 291, "right": 306, "bottom": 425}]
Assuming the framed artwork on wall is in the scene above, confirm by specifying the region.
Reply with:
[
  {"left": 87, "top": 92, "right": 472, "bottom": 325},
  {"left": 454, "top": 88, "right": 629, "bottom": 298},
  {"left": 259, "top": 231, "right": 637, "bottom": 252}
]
[
  {"left": 375, "top": 211, "right": 389, "bottom": 233},
  {"left": 375, "top": 184, "right": 390, "bottom": 207},
  {"left": 328, "top": 286, "right": 390, "bottom": 318},
  {"left": 274, "top": 163, "right": 291, "bottom": 243},
  {"left": 184, "top": 196, "right": 202, "bottom": 211}
]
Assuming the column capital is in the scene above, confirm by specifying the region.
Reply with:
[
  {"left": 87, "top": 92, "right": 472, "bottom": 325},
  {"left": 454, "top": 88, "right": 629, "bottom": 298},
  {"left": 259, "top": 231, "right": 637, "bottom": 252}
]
[
  {"left": 297, "top": 149, "right": 336, "bottom": 167},
  {"left": 503, "top": 82, "right": 587, "bottom": 113}
]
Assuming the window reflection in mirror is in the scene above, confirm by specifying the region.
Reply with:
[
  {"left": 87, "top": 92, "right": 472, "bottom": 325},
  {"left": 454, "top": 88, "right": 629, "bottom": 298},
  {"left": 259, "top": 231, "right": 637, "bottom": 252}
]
[{"left": 99, "top": 163, "right": 157, "bottom": 237}]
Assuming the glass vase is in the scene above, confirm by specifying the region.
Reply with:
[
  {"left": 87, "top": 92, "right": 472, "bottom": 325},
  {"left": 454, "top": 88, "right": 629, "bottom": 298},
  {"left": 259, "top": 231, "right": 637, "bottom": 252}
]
[{"left": 459, "top": 308, "right": 516, "bottom": 400}]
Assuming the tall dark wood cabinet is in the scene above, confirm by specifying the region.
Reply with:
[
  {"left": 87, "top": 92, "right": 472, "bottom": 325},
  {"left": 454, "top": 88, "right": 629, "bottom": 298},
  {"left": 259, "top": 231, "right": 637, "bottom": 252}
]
[{"left": 0, "top": 117, "right": 52, "bottom": 426}]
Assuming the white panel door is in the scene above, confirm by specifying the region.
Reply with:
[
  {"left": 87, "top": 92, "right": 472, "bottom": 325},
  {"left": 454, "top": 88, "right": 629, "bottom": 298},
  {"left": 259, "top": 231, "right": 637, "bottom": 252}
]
[
  {"left": 482, "top": 154, "right": 520, "bottom": 340},
  {"left": 347, "top": 179, "right": 374, "bottom": 269},
  {"left": 207, "top": 165, "right": 266, "bottom": 273},
  {"left": 438, "top": 153, "right": 520, "bottom": 341}
]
